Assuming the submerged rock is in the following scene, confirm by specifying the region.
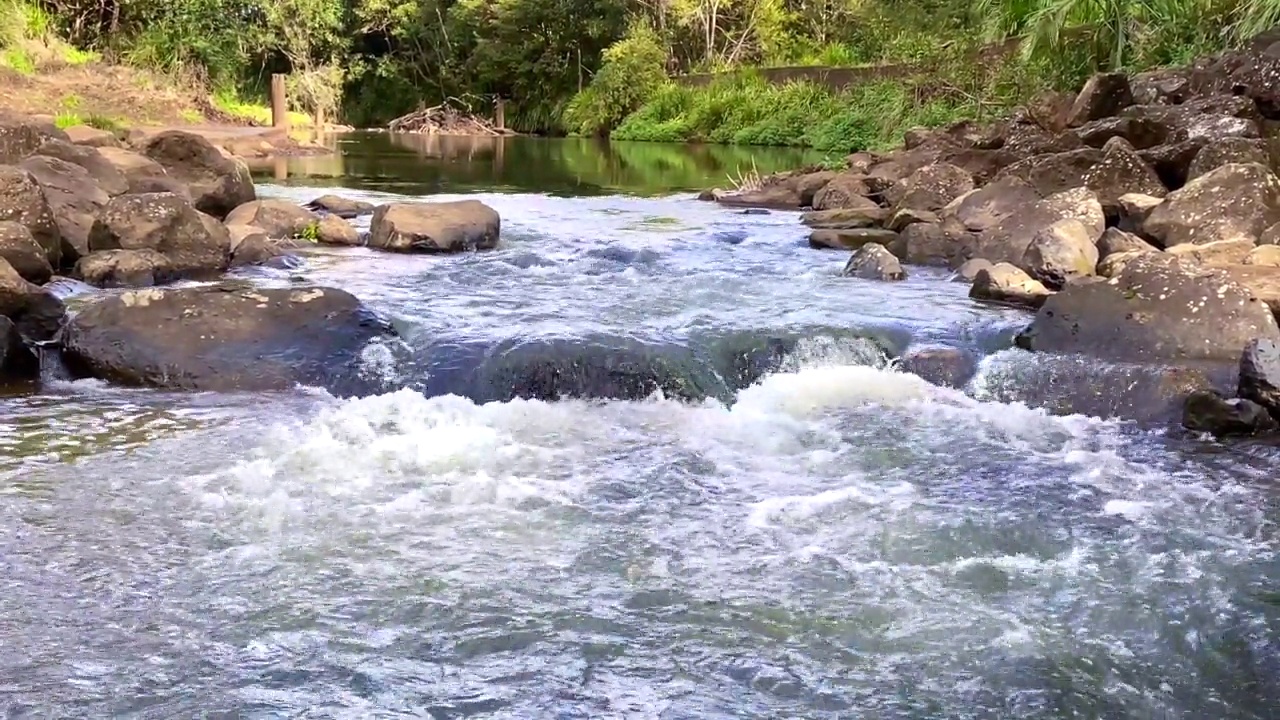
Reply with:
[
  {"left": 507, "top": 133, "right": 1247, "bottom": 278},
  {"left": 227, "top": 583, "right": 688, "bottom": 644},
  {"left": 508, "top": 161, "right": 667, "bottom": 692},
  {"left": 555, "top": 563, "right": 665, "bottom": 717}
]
[
  {"left": 369, "top": 200, "right": 500, "bottom": 253},
  {"left": 1182, "top": 390, "right": 1278, "bottom": 437},
  {"left": 61, "top": 284, "right": 397, "bottom": 393}
]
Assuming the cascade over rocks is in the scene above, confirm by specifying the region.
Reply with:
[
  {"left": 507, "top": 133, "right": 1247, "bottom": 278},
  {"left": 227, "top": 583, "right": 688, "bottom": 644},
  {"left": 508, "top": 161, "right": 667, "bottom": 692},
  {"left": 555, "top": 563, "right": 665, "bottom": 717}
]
[
  {"left": 0, "top": 221, "right": 53, "bottom": 284},
  {"left": 140, "top": 131, "right": 255, "bottom": 218},
  {"left": 61, "top": 284, "right": 397, "bottom": 394},
  {"left": 87, "top": 192, "right": 229, "bottom": 280},
  {"left": 19, "top": 155, "right": 110, "bottom": 264},
  {"left": 369, "top": 201, "right": 500, "bottom": 253},
  {"left": 842, "top": 243, "right": 906, "bottom": 281},
  {"left": 1143, "top": 162, "right": 1280, "bottom": 248}
]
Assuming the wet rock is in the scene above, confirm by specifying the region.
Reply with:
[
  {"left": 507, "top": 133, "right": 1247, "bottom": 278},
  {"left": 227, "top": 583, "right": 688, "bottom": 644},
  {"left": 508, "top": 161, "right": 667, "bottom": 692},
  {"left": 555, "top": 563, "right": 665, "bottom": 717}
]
[
  {"left": 0, "top": 315, "right": 38, "bottom": 379},
  {"left": 812, "top": 173, "right": 874, "bottom": 210},
  {"left": 1022, "top": 219, "right": 1099, "bottom": 289},
  {"left": 1166, "top": 239, "right": 1255, "bottom": 267},
  {"left": 1144, "top": 163, "right": 1280, "bottom": 247},
  {"left": 951, "top": 258, "right": 993, "bottom": 283},
  {"left": 976, "top": 187, "right": 1105, "bottom": 266},
  {"left": 0, "top": 165, "right": 60, "bottom": 268},
  {"left": 1187, "top": 137, "right": 1272, "bottom": 181},
  {"left": 1245, "top": 245, "right": 1280, "bottom": 267},
  {"left": 898, "top": 345, "right": 978, "bottom": 388},
  {"left": 1116, "top": 193, "right": 1164, "bottom": 235},
  {"left": 61, "top": 284, "right": 397, "bottom": 394},
  {"left": 369, "top": 201, "right": 500, "bottom": 253},
  {"left": 801, "top": 204, "right": 887, "bottom": 229},
  {"left": 19, "top": 155, "right": 109, "bottom": 265},
  {"left": 944, "top": 175, "right": 1041, "bottom": 233},
  {"left": 1018, "top": 253, "right": 1280, "bottom": 362},
  {"left": 0, "top": 113, "right": 68, "bottom": 164},
  {"left": 1239, "top": 337, "right": 1280, "bottom": 417},
  {"left": 140, "top": 131, "right": 256, "bottom": 218},
  {"left": 809, "top": 228, "right": 900, "bottom": 251},
  {"left": 75, "top": 249, "right": 174, "bottom": 288},
  {"left": 0, "top": 221, "right": 52, "bottom": 284},
  {"left": 62, "top": 125, "right": 119, "bottom": 148},
  {"left": 1066, "top": 72, "right": 1134, "bottom": 127},
  {"left": 969, "top": 263, "right": 1051, "bottom": 309},
  {"left": 885, "top": 208, "right": 937, "bottom": 233},
  {"left": 740, "top": 208, "right": 770, "bottom": 216},
  {"left": 34, "top": 140, "right": 128, "bottom": 197},
  {"left": 1098, "top": 227, "right": 1158, "bottom": 259},
  {"left": 885, "top": 162, "right": 973, "bottom": 213},
  {"left": 316, "top": 215, "right": 361, "bottom": 246},
  {"left": 842, "top": 243, "right": 906, "bottom": 281},
  {"left": 230, "top": 235, "right": 287, "bottom": 267},
  {"left": 897, "top": 221, "right": 976, "bottom": 267},
  {"left": 225, "top": 199, "right": 318, "bottom": 238},
  {"left": 0, "top": 257, "right": 64, "bottom": 342},
  {"left": 88, "top": 192, "right": 230, "bottom": 278},
  {"left": 305, "top": 194, "right": 375, "bottom": 219},
  {"left": 1182, "top": 390, "right": 1277, "bottom": 437}
]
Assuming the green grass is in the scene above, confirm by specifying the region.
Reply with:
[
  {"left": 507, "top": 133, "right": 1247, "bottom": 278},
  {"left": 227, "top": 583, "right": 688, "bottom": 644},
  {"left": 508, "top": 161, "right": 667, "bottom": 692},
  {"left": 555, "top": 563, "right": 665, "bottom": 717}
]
[
  {"left": 61, "top": 45, "right": 98, "bottom": 66},
  {"left": 53, "top": 111, "right": 82, "bottom": 129},
  {"left": 179, "top": 107, "right": 203, "bottom": 123},
  {"left": 212, "top": 87, "right": 311, "bottom": 127},
  {"left": 54, "top": 111, "right": 123, "bottom": 132},
  {"left": 0, "top": 47, "right": 35, "bottom": 74}
]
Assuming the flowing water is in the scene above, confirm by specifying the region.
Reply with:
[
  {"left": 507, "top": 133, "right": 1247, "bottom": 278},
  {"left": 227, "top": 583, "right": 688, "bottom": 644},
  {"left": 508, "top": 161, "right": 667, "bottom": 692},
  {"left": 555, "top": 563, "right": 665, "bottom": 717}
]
[{"left": 3, "top": 135, "right": 1279, "bottom": 719}]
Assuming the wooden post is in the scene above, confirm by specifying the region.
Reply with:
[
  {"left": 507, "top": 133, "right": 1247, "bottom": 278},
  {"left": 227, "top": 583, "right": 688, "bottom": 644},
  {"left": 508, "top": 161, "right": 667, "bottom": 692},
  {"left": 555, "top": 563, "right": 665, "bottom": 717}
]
[
  {"left": 270, "top": 74, "right": 289, "bottom": 129},
  {"left": 312, "top": 105, "right": 325, "bottom": 142},
  {"left": 494, "top": 98, "right": 505, "bottom": 132}
]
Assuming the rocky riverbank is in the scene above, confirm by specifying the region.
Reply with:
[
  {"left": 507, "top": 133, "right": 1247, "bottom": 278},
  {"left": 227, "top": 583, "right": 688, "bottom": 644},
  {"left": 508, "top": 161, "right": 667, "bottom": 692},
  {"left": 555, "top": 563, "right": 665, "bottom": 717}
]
[
  {"left": 0, "top": 111, "right": 502, "bottom": 394},
  {"left": 703, "top": 33, "right": 1280, "bottom": 438}
]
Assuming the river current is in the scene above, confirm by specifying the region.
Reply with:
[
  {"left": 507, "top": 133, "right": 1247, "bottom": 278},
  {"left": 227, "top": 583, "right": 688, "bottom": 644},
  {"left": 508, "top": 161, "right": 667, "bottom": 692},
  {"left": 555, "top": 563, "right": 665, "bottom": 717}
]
[{"left": 2, "top": 149, "right": 1279, "bottom": 718}]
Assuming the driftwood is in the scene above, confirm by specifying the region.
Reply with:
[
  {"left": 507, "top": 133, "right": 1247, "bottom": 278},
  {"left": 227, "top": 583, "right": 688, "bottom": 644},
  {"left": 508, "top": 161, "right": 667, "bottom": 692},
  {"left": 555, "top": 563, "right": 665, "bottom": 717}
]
[{"left": 388, "top": 100, "right": 506, "bottom": 136}]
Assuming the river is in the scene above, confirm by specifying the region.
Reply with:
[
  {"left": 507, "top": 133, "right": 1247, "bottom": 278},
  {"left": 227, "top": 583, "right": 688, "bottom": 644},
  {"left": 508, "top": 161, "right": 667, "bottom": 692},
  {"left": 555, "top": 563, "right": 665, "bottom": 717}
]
[{"left": 2, "top": 134, "right": 1278, "bottom": 718}]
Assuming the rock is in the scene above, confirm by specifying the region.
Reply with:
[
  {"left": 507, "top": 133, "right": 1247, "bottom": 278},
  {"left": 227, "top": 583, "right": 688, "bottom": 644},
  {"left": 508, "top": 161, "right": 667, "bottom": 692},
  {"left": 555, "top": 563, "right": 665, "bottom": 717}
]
[
  {"left": 88, "top": 192, "right": 229, "bottom": 277},
  {"left": 1182, "top": 390, "right": 1277, "bottom": 437},
  {"left": 1116, "top": 193, "right": 1164, "bottom": 235},
  {"left": 945, "top": 175, "right": 1041, "bottom": 233},
  {"left": 140, "top": 131, "right": 256, "bottom": 218},
  {"left": 225, "top": 199, "right": 318, "bottom": 238},
  {"left": 0, "top": 113, "right": 68, "bottom": 164},
  {"left": 897, "top": 221, "right": 976, "bottom": 267},
  {"left": 812, "top": 173, "right": 874, "bottom": 210},
  {"left": 991, "top": 119, "right": 1084, "bottom": 156},
  {"left": 368, "top": 200, "right": 500, "bottom": 253},
  {"left": 230, "top": 235, "right": 286, "bottom": 267},
  {"left": 845, "top": 152, "right": 875, "bottom": 174},
  {"left": 1097, "top": 250, "right": 1150, "bottom": 278},
  {"left": 800, "top": 202, "right": 886, "bottom": 228},
  {"left": 34, "top": 140, "right": 129, "bottom": 196},
  {"left": 0, "top": 257, "right": 64, "bottom": 342},
  {"left": 0, "top": 221, "right": 52, "bottom": 284},
  {"left": 842, "top": 243, "right": 906, "bottom": 281},
  {"left": 1073, "top": 116, "right": 1170, "bottom": 149},
  {"left": 75, "top": 249, "right": 174, "bottom": 288},
  {"left": 1066, "top": 72, "right": 1134, "bottom": 127},
  {"left": 886, "top": 208, "right": 938, "bottom": 233},
  {"left": 1245, "top": 245, "right": 1280, "bottom": 267},
  {"left": 809, "top": 228, "right": 900, "bottom": 251},
  {"left": 970, "top": 263, "right": 1051, "bottom": 309},
  {"left": 943, "top": 148, "right": 1023, "bottom": 186},
  {"left": 316, "top": 215, "right": 361, "bottom": 246},
  {"left": 696, "top": 188, "right": 724, "bottom": 202},
  {"left": 226, "top": 224, "right": 269, "bottom": 254},
  {"left": 716, "top": 185, "right": 800, "bottom": 210},
  {"left": 997, "top": 147, "right": 1103, "bottom": 197},
  {"left": 1144, "top": 163, "right": 1280, "bottom": 247},
  {"left": 1166, "top": 239, "right": 1255, "bottom": 267},
  {"left": 18, "top": 155, "right": 110, "bottom": 264},
  {"left": 60, "top": 284, "right": 397, "bottom": 394},
  {"left": 0, "top": 315, "right": 38, "bottom": 379},
  {"left": 1017, "top": 253, "right": 1280, "bottom": 362},
  {"left": 1239, "top": 338, "right": 1280, "bottom": 417},
  {"left": 1098, "top": 227, "right": 1158, "bottom": 259},
  {"left": 976, "top": 187, "right": 1105, "bottom": 266},
  {"left": 898, "top": 345, "right": 978, "bottom": 388},
  {"left": 95, "top": 147, "right": 181, "bottom": 196},
  {"left": 63, "top": 125, "right": 119, "bottom": 148},
  {"left": 793, "top": 171, "right": 837, "bottom": 206},
  {"left": 1083, "top": 137, "right": 1167, "bottom": 215},
  {"left": 1022, "top": 219, "right": 1099, "bottom": 289},
  {"left": 1219, "top": 265, "right": 1280, "bottom": 316},
  {"left": 305, "top": 194, "right": 375, "bottom": 219},
  {"left": 0, "top": 166, "right": 60, "bottom": 267},
  {"left": 1130, "top": 69, "right": 1190, "bottom": 105},
  {"left": 1139, "top": 141, "right": 1210, "bottom": 190},
  {"left": 1186, "top": 137, "right": 1271, "bottom": 181},
  {"left": 1122, "top": 102, "right": 1262, "bottom": 144},
  {"left": 951, "top": 258, "right": 994, "bottom": 283},
  {"left": 885, "top": 162, "right": 973, "bottom": 213}
]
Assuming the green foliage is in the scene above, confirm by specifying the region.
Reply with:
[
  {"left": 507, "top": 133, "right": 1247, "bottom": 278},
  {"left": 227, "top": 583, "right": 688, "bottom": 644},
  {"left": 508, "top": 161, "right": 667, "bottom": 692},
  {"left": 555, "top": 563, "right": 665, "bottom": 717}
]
[
  {"left": 564, "top": 26, "right": 669, "bottom": 136},
  {"left": 1, "top": 47, "right": 35, "bottom": 74},
  {"left": 53, "top": 111, "right": 82, "bottom": 128},
  {"left": 299, "top": 222, "right": 320, "bottom": 242}
]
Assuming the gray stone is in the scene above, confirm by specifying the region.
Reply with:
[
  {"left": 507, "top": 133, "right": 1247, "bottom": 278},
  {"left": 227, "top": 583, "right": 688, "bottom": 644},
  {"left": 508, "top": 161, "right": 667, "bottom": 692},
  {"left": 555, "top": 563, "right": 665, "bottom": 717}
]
[
  {"left": 1022, "top": 218, "right": 1099, "bottom": 288},
  {"left": 842, "top": 243, "right": 906, "bottom": 281},
  {"left": 1182, "top": 390, "right": 1278, "bottom": 437}
]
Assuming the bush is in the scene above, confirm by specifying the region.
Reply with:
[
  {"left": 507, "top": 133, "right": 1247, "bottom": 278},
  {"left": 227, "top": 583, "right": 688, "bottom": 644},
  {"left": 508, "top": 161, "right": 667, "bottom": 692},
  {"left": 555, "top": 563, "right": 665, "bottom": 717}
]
[{"left": 563, "top": 26, "right": 669, "bottom": 136}]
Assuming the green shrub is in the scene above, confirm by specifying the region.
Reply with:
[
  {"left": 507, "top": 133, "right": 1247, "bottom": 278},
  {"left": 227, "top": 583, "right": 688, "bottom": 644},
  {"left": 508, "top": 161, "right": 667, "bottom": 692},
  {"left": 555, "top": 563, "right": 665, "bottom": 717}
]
[{"left": 563, "top": 26, "right": 669, "bottom": 136}]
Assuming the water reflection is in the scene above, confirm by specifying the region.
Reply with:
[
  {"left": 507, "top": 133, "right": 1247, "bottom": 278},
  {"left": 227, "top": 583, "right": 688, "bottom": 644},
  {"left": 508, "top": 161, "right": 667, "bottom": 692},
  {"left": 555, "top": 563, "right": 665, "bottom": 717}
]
[{"left": 248, "top": 132, "right": 825, "bottom": 197}]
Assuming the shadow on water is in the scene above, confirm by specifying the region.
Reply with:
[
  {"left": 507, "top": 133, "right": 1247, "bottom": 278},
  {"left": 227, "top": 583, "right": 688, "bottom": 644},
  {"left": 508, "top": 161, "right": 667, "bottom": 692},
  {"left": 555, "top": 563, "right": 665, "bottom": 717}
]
[{"left": 247, "top": 132, "right": 825, "bottom": 197}]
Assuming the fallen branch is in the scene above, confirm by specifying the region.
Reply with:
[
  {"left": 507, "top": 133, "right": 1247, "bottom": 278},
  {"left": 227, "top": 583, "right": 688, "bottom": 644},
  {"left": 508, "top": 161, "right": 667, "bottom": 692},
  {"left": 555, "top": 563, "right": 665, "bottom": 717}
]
[{"left": 388, "top": 99, "right": 505, "bottom": 136}]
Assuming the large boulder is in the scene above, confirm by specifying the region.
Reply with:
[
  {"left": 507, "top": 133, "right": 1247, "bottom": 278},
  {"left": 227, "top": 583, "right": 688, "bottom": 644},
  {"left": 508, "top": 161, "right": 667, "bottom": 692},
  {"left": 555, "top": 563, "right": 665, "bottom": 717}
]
[
  {"left": 812, "top": 173, "right": 874, "bottom": 210},
  {"left": 1082, "top": 137, "right": 1167, "bottom": 215},
  {"left": 0, "top": 165, "right": 60, "bottom": 267},
  {"left": 225, "top": 199, "right": 319, "bottom": 239},
  {"left": 885, "top": 162, "right": 973, "bottom": 213},
  {"left": 1166, "top": 238, "right": 1255, "bottom": 267},
  {"left": 1017, "top": 253, "right": 1280, "bottom": 362},
  {"left": 305, "top": 194, "right": 375, "bottom": 219},
  {"left": 895, "top": 221, "right": 977, "bottom": 267},
  {"left": 842, "top": 243, "right": 906, "bottom": 281},
  {"left": 0, "top": 221, "right": 52, "bottom": 284},
  {"left": 1097, "top": 227, "right": 1158, "bottom": 259},
  {"left": 94, "top": 147, "right": 181, "bottom": 196},
  {"left": 793, "top": 170, "right": 837, "bottom": 206},
  {"left": 1239, "top": 337, "right": 1280, "bottom": 418},
  {"left": 0, "top": 113, "right": 68, "bottom": 164},
  {"left": 1022, "top": 218, "right": 1099, "bottom": 289},
  {"left": 1073, "top": 116, "right": 1170, "bottom": 149},
  {"left": 88, "top": 192, "right": 229, "bottom": 278},
  {"left": 1186, "top": 137, "right": 1272, "bottom": 182},
  {"left": 34, "top": 139, "right": 129, "bottom": 196},
  {"left": 0, "top": 257, "right": 64, "bottom": 342},
  {"left": 802, "top": 199, "right": 884, "bottom": 227},
  {"left": 808, "top": 228, "right": 900, "bottom": 251},
  {"left": 62, "top": 125, "right": 119, "bottom": 148},
  {"left": 140, "top": 131, "right": 255, "bottom": 218},
  {"left": 1130, "top": 68, "right": 1190, "bottom": 105},
  {"left": 75, "top": 249, "right": 174, "bottom": 288},
  {"left": 60, "top": 284, "right": 398, "bottom": 394},
  {"left": 1065, "top": 72, "right": 1134, "bottom": 127},
  {"left": 944, "top": 175, "right": 1041, "bottom": 233},
  {"left": 969, "top": 263, "right": 1051, "bottom": 309},
  {"left": 997, "top": 147, "right": 1103, "bottom": 197},
  {"left": 1116, "top": 193, "right": 1164, "bottom": 235},
  {"left": 368, "top": 201, "right": 500, "bottom": 253},
  {"left": 1143, "top": 163, "right": 1280, "bottom": 248},
  {"left": 1182, "top": 390, "right": 1278, "bottom": 437},
  {"left": 19, "top": 155, "right": 110, "bottom": 264},
  {"left": 975, "top": 187, "right": 1105, "bottom": 266},
  {"left": 316, "top": 215, "right": 361, "bottom": 246}
]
